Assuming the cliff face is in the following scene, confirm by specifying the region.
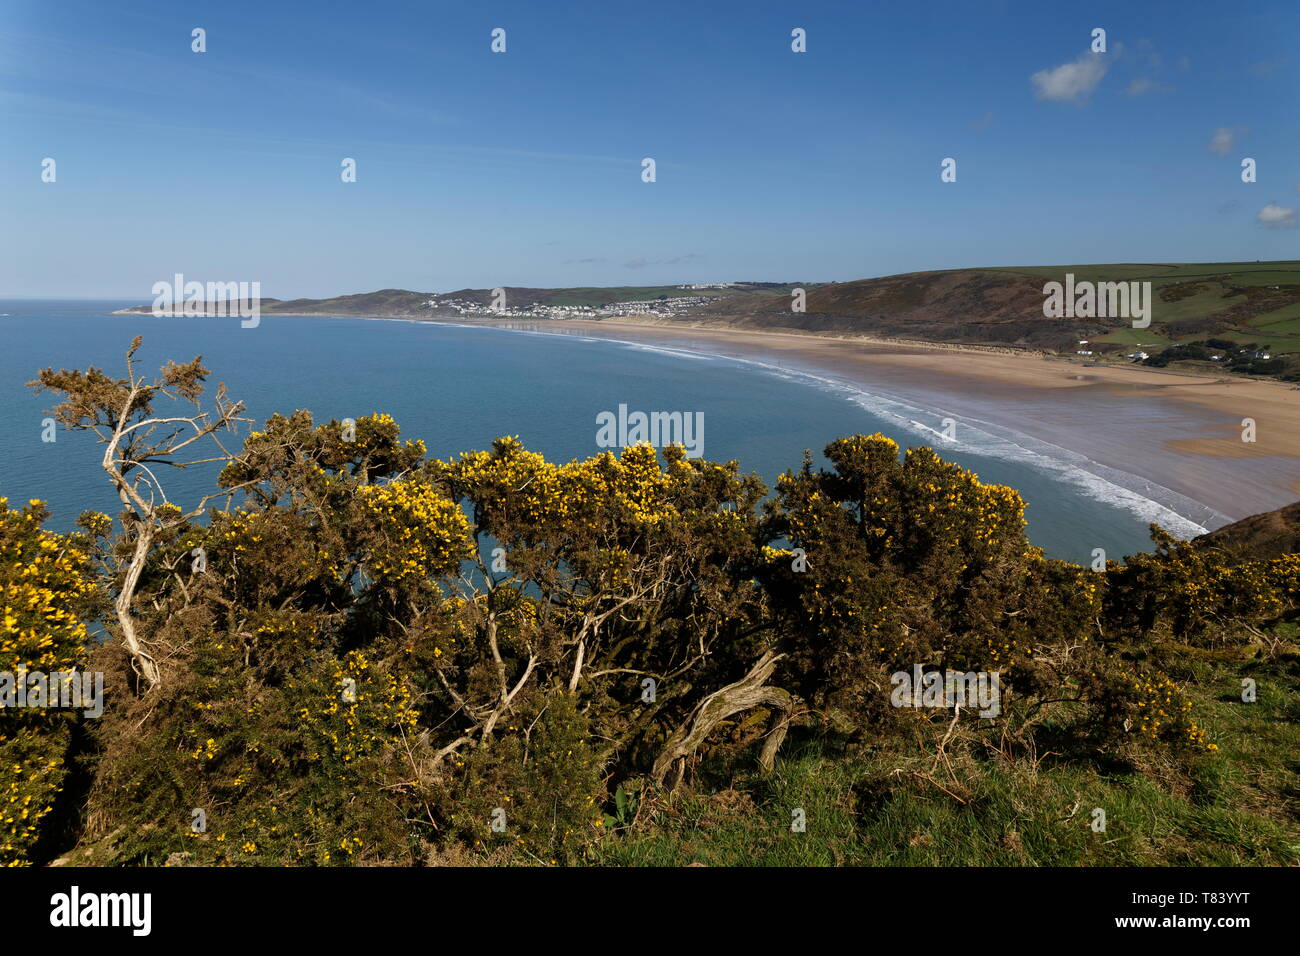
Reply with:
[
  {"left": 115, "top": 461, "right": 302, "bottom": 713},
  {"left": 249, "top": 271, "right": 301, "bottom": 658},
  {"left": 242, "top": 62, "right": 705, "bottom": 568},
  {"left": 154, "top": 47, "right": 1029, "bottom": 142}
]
[{"left": 1195, "top": 501, "right": 1300, "bottom": 561}]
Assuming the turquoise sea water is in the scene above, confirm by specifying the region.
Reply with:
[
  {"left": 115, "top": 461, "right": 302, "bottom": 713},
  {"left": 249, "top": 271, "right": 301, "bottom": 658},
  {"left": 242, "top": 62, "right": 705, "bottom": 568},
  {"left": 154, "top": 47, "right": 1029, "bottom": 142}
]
[{"left": 0, "top": 301, "right": 1208, "bottom": 563}]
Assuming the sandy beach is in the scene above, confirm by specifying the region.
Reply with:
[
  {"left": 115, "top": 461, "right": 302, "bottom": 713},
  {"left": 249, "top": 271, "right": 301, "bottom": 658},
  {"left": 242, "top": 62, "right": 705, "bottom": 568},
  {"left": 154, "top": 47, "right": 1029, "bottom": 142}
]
[{"left": 406, "top": 315, "right": 1300, "bottom": 526}]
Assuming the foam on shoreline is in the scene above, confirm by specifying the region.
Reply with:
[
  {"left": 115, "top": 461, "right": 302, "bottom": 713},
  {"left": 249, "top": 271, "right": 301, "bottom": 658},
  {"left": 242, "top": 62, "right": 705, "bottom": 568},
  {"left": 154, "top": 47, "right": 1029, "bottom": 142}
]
[
  {"left": 643, "top": 344, "right": 1223, "bottom": 539},
  {"left": 449, "top": 320, "right": 1226, "bottom": 539},
  {"left": 286, "top": 313, "right": 1236, "bottom": 540}
]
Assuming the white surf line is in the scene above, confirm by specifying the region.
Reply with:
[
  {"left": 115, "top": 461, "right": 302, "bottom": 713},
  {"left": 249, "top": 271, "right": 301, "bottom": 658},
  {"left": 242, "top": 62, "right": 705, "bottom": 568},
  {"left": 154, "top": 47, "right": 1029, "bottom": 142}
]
[
  {"left": 660, "top": 344, "right": 1225, "bottom": 538},
  {"left": 418, "top": 318, "right": 612, "bottom": 346},
  {"left": 785, "top": 365, "right": 1222, "bottom": 537},
  {"left": 908, "top": 420, "right": 954, "bottom": 441},
  {"left": 386, "top": 319, "right": 1227, "bottom": 537},
  {"left": 616, "top": 341, "right": 717, "bottom": 361},
  {"left": 844, "top": 386, "right": 1221, "bottom": 538}
]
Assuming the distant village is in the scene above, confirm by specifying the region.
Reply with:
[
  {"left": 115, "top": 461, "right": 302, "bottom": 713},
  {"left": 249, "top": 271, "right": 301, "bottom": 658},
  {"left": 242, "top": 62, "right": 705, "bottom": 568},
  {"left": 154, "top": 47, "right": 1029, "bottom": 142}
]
[{"left": 428, "top": 290, "right": 720, "bottom": 320}]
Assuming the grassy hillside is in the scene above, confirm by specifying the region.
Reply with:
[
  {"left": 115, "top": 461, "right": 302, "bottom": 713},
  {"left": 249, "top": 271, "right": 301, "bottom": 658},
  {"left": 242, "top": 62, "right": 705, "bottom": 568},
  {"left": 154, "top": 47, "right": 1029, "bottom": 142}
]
[
  {"left": 694, "top": 269, "right": 1063, "bottom": 346},
  {"left": 1196, "top": 501, "right": 1300, "bottom": 562},
  {"left": 682, "top": 261, "right": 1300, "bottom": 359},
  {"left": 595, "top": 499, "right": 1300, "bottom": 867},
  {"left": 989, "top": 261, "right": 1300, "bottom": 354},
  {"left": 594, "top": 649, "right": 1300, "bottom": 866}
]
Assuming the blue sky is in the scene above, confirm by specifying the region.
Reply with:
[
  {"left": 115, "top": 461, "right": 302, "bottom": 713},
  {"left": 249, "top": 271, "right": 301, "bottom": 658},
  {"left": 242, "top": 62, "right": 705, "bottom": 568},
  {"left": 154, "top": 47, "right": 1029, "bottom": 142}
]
[{"left": 1, "top": 0, "right": 1296, "bottom": 297}]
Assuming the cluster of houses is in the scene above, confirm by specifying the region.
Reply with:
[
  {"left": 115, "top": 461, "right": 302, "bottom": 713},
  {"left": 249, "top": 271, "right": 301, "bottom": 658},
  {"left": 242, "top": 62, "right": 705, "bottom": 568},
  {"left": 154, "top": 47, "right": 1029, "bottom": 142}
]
[
  {"left": 431, "top": 297, "right": 602, "bottom": 319},
  {"left": 598, "top": 296, "right": 713, "bottom": 317},
  {"left": 1073, "top": 340, "right": 1146, "bottom": 359},
  {"left": 1072, "top": 338, "right": 1273, "bottom": 363},
  {"left": 1196, "top": 348, "right": 1272, "bottom": 362},
  {"left": 427, "top": 294, "right": 713, "bottom": 320}
]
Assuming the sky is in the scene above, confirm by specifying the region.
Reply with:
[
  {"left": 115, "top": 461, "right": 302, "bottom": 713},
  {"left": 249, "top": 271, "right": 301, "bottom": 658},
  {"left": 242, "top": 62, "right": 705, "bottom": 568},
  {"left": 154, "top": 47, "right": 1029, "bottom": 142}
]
[{"left": 1, "top": 0, "right": 1296, "bottom": 298}]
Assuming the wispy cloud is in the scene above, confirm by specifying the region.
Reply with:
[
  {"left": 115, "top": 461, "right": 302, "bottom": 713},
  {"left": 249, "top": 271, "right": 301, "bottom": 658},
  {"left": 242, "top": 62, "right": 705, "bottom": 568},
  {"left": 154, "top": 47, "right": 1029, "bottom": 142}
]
[
  {"left": 1030, "top": 53, "right": 1106, "bottom": 103},
  {"left": 624, "top": 253, "right": 702, "bottom": 269},
  {"left": 0, "top": 27, "right": 455, "bottom": 126},
  {"left": 1126, "top": 77, "right": 1172, "bottom": 96},
  {"left": 1208, "top": 126, "right": 1245, "bottom": 155},
  {"left": 1249, "top": 57, "right": 1286, "bottom": 77}
]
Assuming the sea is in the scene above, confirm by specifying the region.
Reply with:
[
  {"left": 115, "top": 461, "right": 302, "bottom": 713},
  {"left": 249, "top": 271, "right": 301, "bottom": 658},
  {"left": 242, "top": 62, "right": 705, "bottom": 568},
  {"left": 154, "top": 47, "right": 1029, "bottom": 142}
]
[{"left": 0, "top": 299, "right": 1220, "bottom": 564}]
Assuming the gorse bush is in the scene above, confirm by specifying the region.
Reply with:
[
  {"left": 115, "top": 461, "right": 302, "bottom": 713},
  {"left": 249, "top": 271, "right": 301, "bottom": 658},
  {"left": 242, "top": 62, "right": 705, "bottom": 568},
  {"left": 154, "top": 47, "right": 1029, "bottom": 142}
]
[
  {"left": 440, "top": 692, "right": 604, "bottom": 864},
  {"left": 84, "top": 640, "right": 423, "bottom": 865},
  {"left": 5, "top": 345, "right": 1293, "bottom": 865},
  {"left": 763, "top": 440, "right": 1279, "bottom": 760},
  {"left": 1106, "top": 528, "right": 1300, "bottom": 644},
  {"left": 0, "top": 500, "right": 98, "bottom": 866}
]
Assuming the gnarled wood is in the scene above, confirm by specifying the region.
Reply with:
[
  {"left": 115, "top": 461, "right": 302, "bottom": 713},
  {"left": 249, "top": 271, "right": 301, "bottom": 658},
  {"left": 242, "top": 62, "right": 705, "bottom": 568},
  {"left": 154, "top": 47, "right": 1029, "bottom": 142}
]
[{"left": 652, "top": 650, "right": 792, "bottom": 786}]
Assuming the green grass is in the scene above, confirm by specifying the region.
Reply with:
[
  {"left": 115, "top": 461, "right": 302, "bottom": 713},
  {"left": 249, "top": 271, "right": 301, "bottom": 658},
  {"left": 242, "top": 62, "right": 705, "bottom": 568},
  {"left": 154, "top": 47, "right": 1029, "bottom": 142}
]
[
  {"left": 976, "top": 262, "right": 1300, "bottom": 365},
  {"left": 987, "top": 263, "right": 1193, "bottom": 283},
  {"left": 1249, "top": 303, "right": 1300, "bottom": 337},
  {"left": 589, "top": 652, "right": 1300, "bottom": 866},
  {"left": 1155, "top": 286, "right": 1242, "bottom": 324},
  {"left": 1223, "top": 270, "right": 1300, "bottom": 287},
  {"left": 986, "top": 261, "right": 1300, "bottom": 283}
]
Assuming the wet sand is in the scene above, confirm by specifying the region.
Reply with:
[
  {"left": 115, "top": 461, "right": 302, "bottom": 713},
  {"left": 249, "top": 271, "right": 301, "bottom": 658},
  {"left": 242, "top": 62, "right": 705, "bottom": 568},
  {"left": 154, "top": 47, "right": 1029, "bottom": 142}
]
[{"left": 401, "top": 315, "right": 1300, "bottom": 526}]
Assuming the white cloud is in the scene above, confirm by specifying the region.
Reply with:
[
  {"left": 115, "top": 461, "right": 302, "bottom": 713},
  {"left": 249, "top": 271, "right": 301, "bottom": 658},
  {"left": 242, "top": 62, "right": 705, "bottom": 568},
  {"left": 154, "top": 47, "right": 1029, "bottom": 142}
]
[
  {"left": 1208, "top": 126, "right": 1242, "bottom": 155},
  {"left": 1030, "top": 53, "right": 1107, "bottom": 103},
  {"left": 1256, "top": 203, "right": 1298, "bottom": 228},
  {"left": 1123, "top": 75, "right": 1175, "bottom": 97},
  {"left": 1249, "top": 57, "right": 1286, "bottom": 77}
]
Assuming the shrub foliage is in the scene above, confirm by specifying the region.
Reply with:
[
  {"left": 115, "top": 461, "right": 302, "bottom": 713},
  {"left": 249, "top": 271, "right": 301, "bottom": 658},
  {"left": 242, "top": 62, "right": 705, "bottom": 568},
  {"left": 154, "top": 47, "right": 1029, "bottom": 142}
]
[{"left": 4, "top": 345, "right": 1296, "bottom": 865}]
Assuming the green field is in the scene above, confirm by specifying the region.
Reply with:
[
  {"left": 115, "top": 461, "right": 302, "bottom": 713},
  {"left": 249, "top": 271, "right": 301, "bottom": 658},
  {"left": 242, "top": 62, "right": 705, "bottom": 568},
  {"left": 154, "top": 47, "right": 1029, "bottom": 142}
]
[
  {"left": 1251, "top": 302, "right": 1300, "bottom": 336},
  {"left": 987, "top": 261, "right": 1300, "bottom": 283},
  {"left": 983, "top": 261, "right": 1300, "bottom": 357}
]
